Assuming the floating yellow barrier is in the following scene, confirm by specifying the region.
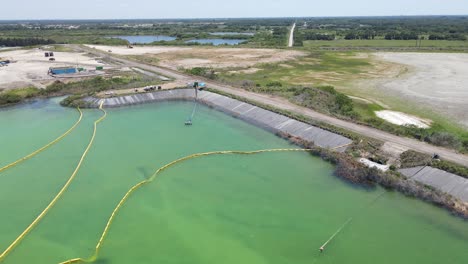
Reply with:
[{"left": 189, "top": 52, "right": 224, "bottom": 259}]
[
  {"left": 0, "top": 108, "right": 83, "bottom": 175},
  {"left": 0, "top": 102, "right": 106, "bottom": 263},
  {"left": 60, "top": 148, "right": 316, "bottom": 263}
]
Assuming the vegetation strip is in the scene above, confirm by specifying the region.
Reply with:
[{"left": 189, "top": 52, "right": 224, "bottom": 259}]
[
  {"left": 0, "top": 108, "right": 83, "bottom": 174},
  {"left": 0, "top": 102, "right": 106, "bottom": 263}
]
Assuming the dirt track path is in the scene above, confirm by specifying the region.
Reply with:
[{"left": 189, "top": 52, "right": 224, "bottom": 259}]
[
  {"left": 76, "top": 45, "right": 468, "bottom": 167},
  {"left": 288, "top": 23, "right": 296, "bottom": 47}
]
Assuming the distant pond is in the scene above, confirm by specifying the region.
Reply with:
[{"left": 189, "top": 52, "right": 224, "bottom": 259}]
[
  {"left": 111, "top": 35, "right": 176, "bottom": 44},
  {"left": 185, "top": 39, "right": 246, "bottom": 46}
]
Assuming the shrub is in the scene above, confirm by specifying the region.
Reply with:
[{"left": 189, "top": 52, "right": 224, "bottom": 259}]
[
  {"left": 241, "top": 80, "right": 255, "bottom": 88},
  {"left": 400, "top": 150, "right": 432, "bottom": 168},
  {"left": 335, "top": 93, "right": 355, "bottom": 116},
  {"left": 186, "top": 67, "right": 217, "bottom": 79},
  {"left": 265, "top": 81, "right": 283, "bottom": 87},
  {"left": 432, "top": 160, "right": 468, "bottom": 179},
  {"left": 0, "top": 93, "right": 21, "bottom": 104},
  {"left": 427, "top": 132, "right": 461, "bottom": 149},
  {"left": 316, "top": 85, "right": 336, "bottom": 94}
]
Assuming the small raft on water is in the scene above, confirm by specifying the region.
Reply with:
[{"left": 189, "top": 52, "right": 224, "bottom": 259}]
[{"left": 185, "top": 120, "right": 192, "bottom": 126}]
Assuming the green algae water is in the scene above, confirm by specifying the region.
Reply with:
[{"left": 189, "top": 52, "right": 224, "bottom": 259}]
[{"left": 0, "top": 98, "right": 467, "bottom": 264}]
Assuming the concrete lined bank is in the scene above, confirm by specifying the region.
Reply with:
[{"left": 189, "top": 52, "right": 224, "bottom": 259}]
[
  {"left": 85, "top": 89, "right": 468, "bottom": 204},
  {"left": 400, "top": 166, "right": 468, "bottom": 203},
  {"left": 84, "top": 89, "right": 352, "bottom": 152}
]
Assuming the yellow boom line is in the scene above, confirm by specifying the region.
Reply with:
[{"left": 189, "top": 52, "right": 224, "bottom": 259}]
[
  {"left": 0, "top": 108, "right": 83, "bottom": 175},
  {"left": 60, "top": 148, "right": 315, "bottom": 264},
  {"left": 0, "top": 102, "right": 106, "bottom": 262}
]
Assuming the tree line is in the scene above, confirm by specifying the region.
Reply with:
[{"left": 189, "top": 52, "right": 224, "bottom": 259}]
[
  {"left": 0, "top": 37, "right": 56, "bottom": 47},
  {"left": 428, "top": 33, "right": 466, "bottom": 40},
  {"left": 302, "top": 32, "right": 335, "bottom": 41},
  {"left": 344, "top": 31, "right": 376, "bottom": 40}
]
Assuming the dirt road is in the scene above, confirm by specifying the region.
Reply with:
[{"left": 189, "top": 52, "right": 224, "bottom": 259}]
[
  {"left": 77, "top": 45, "right": 468, "bottom": 167},
  {"left": 288, "top": 23, "right": 296, "bottom": 47}
]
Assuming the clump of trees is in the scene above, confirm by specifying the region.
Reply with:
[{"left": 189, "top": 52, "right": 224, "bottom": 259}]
[
  {"left": 294, "top": 31, "right": 335, "bottom": 46},
  {"left": 302, "top": 32, "right": 335, "bottom": 41},
  {"left": 344, "top": 31, "right": 376, "bottom": 40},
  {"left": 0, "top": 87, "right": 39, "bottom": 106},
  {"left": 249, "top": 28, "right": 289, "bottom": 47},
  {"left": 292, "top": 86, "right": 357, "bottom": 118},
  {"left": 0, "top": 93, "right": 22, "bottom": 105},
  {"left": 295, "top": 16, "right": 468, "bottom": 43},
  {"left": 428, "top": 33, "right": 466, "bottom": 41},
  {"left": 0, "top": 37, "right": 55, "bottom": 47},
  {"left": 384, "top": 32, "right": 419, "bottom": 40}
]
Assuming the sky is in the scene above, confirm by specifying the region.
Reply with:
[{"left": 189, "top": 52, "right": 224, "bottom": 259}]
[{"left": 1, "top": 0, "right": 468, "bottom": 20}]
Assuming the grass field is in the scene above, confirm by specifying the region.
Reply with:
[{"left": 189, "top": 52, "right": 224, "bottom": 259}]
[
  {"left": 215, "top": 50, "right": 395, "bottom": 119},
  {"left": 217, "top": 51, "right": 373, "bottom": 87},
  {"left": 213, "top": 49, "right": 468, "bottom": 152},
  {"left": 303, "top": 39, "right": 468, "bottom": 49}
]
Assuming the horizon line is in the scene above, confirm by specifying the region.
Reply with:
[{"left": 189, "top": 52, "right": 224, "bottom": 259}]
[{"left": 1, "top": 14, "right": 468, "bottom": 21}]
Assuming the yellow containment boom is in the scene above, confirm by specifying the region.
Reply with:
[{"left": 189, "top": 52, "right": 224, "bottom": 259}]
[
  {"left": 60, "top": 148, "right": 316, "bottom": 263},
  {"left": 0, "top": 102, "right": 106, "bottom": 262},
  {"left": 0, "top": 108, "right": 83, "bottom": 175}
]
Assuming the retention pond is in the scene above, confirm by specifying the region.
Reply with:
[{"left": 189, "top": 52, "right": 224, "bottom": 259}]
[
  {"left": 185, "top": 39, "right": 246, "bottom": 45},
  {"left": 110, "top": 35, "right": 176, "bottom": 44},
  {"left": 0, "top": 98, "right": 467, "bottom": 264}
]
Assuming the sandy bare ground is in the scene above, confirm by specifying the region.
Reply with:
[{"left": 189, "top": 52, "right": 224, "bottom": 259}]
[
  {"left": 79, "top": 45, "right": 468, "bottom": 167},
  {"left": 359, "top": 158, "right": 390, "bottom": 171},
  {"left": 371, "top": 52, "right": 468, "bottom": 127},
  {"left": 86, "top": 45, "right": 306, "bottom": 70},
  {"left": 376, "top": 110, "right": 431, "bottom": 128},
  {"left": 0, "top": 47, "right": 18, "bottom": 52},
  {"left": 0, "top": 48, "right": 104, "bottom": 89}
]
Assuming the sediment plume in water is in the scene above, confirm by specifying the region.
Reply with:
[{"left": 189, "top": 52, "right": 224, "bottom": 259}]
[
  {"left": 0, "top": 108, "right": 83, "bottom": 175},
  {"left": 0, "top": 102, "right": 106, "bottom": 263}
]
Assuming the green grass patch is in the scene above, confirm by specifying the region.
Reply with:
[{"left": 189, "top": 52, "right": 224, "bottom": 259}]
[
  {"left": 303, "top": 39, "right": 468, "bottom": 49},
  {"left": 209, "top": 48, "right": 468, "bottom": 153},
  {"left": 352, "top": 101, "right": 384, "bottom": 120},
  {"left": 50, "top": 45, "right": 75, "bottom": 52},
  {"left": 0, "top": 87, "right": 40, "bottom": 106},
  {"left": 217, "top": 51, "right": 371, "bottom": 87},
  {"left": 42, "top": 74, "right": 159, "bottom": 97},
  {"left": 1, "top": 72, "right": 162, "bottom": 107}
]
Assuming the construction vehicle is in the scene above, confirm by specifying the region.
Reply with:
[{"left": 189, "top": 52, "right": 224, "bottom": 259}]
[
  {"left": 143, "top": 86, "right": 156, "bottom": 92},
  {"left": 0, "top": 59, "right": 11, "bottom": 67},
  {"left": 187, "top": 81, "right": 206, "bottom": 90}
]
